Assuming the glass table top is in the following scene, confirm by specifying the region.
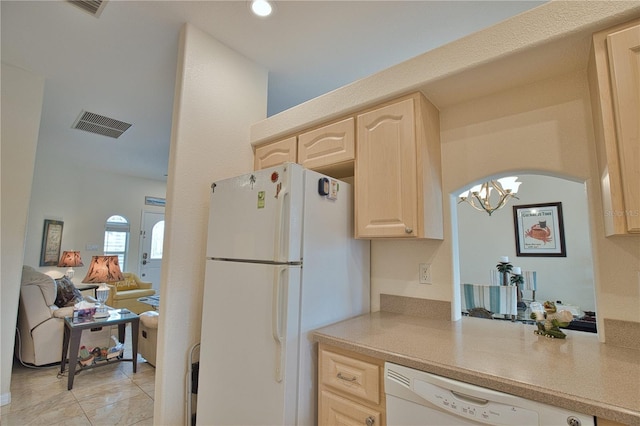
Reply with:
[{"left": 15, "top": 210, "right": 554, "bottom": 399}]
[{"left": 65, "top": 308, "right": 138, "bottom": 327}]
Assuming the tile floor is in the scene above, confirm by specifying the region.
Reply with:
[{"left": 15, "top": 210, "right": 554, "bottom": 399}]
[{"left": 1, "top": 325, "right": 155, "bottom": 425}]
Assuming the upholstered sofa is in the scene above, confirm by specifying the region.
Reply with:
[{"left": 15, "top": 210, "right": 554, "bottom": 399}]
[
  {"left": 16, "top": 266, "right": 112, "bottom": 366},
  {"left": 106, "top": 272, "right": 155, "bottom": 314}
]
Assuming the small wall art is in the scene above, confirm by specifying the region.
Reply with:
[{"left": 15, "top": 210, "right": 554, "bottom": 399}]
[
  {"left": 513, "top": 202, "right": 566, "bottom": 257},
  {"left": 40, "top": 219, "right": 64, "bottom": 266}
]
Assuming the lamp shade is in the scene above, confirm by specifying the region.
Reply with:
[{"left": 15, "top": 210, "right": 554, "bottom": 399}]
[
  {"left": 82, "top": 255, "right": 124, "bottom": 283},
  {"left": 58, "top": 251, "right": 84, "bottom": 267}
]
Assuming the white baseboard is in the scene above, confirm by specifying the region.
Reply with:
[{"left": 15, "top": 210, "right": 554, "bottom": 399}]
[{"left": 1, "top": 391, "right": 11, "bottom": 406}]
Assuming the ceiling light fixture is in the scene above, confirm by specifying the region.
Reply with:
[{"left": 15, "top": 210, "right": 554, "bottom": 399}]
[
  {"left": 251, "top": 0, "right": 273, "bottom": 17},
  {"left": 458, "top": 177, "right": 522, "bottom": 216}
]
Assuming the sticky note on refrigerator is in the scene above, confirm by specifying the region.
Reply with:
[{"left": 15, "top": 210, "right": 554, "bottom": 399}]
[{"left": 257, "top": 191, "right": 265, "bottom": 208}]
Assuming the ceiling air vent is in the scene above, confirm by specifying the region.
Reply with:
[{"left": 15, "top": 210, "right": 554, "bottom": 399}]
[
  {"left": 68, "top": 0, "right": 108, "bottom": 18},
  {"left": 72, "top": 111, "right": 132, "bottom": 139}
]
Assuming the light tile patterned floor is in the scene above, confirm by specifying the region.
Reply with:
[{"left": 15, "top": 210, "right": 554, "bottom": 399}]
[{"left": 2, "top": 326, "right": 155, "bottom": 425}]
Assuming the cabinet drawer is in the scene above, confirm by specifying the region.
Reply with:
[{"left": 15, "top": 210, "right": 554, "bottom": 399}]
[
  {"left": 320, "top": 349, "right": 380, "bottom": 404},
  {"left": 320, "top": 390, "right": 381, "bottom": 426},
  {"left": 253, "top": 136, "right": 297, "bottom": 170},
  {"left": 298, "top": 117, "right": 355, "bottom": 172}
]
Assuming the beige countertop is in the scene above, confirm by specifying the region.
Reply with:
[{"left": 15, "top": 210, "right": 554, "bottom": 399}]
[{"left": 312, "top": 311, "right": 640, "bottom": 425}]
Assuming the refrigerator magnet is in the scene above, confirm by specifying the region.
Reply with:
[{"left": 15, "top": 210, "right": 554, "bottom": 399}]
[{"left": 257, "top": 191, "right": 265, "bottom": 208}]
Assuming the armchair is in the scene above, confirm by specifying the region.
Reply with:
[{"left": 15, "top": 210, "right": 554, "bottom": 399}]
[
  {"left": 16, "top": 266, "right": 112, "bottom": 366},
  {"left": 106, "top": 272, "right": 155, "bottom": 314}
]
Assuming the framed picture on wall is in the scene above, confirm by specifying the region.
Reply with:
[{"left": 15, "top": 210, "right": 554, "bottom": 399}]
[
  {"left": 513, "top": 202, "right": 566, "bottom": 257},
  {"left": 39, "top": 219, "right": 64, "bottom": 266}
]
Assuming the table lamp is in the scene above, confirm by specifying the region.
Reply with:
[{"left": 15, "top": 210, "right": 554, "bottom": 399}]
[
  {"left": 82, "top": 255, "right": 124, "bottom": 318},
  {"left": 57, "top": 251, "right": 84, "bottom": 279}
]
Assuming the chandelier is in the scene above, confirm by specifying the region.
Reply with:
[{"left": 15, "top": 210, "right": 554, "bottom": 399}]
[{"left": 458, "top": 177, "right": 522, "bottom": 216}]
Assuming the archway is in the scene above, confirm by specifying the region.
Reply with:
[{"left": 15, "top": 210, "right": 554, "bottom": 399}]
[{"left": 452, "top": 173, "right": 596, "bottom": 324}]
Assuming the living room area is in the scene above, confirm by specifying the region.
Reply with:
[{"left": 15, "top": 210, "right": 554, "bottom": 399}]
[
  {"left": 6, "top": 258, "right": 161, "bottom": 424},
  {"left": 2, "top": 60, "right": 168, "bottom": 422}
]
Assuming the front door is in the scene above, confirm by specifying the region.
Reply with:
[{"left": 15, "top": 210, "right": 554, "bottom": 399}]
[{"left": 139, "top": 211, "right": 164, "bottom": 292}]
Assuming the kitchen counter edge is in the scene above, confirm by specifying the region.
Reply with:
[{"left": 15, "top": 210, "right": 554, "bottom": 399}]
[{"left": 311, "top": 312, "right": 640, "bottom": 426}]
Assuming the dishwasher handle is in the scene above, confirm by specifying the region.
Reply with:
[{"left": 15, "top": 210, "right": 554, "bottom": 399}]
[{"left": 450, "top": 390, "right": 489, "bottom": 406}]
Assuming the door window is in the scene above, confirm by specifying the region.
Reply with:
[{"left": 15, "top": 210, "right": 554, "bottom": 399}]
[{"left": 150, "top": 220, "right": 164, "bottom": 260}]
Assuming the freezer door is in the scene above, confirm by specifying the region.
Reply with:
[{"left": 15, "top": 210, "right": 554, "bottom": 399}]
[
  {"left": 206, "top": 163, "right": 304, "bottom": 262},
  {"left": 197, "top": 260, "right": 302, "bottom": 426}
]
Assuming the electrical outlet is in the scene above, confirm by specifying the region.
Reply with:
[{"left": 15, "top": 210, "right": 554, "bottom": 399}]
[{"left": 419, "top": 263, "right": 431, "bottom": 284}]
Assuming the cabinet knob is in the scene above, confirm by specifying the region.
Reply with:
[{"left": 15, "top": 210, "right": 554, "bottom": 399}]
[
  {"left": 405, "top": 227, "right": 413, "bottom": 234},
  {"left": 365, "top": 416, "right": 375, "bottom": 426}
]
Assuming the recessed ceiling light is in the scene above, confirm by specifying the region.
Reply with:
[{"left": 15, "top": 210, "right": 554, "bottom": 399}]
[{"left": 251, "top": 0, "right": 272, "bottom": 17}]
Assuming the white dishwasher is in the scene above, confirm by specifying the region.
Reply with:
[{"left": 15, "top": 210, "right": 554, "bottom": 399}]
[{"left": 385, "top": 363, "right": 594, "bottom": 426}]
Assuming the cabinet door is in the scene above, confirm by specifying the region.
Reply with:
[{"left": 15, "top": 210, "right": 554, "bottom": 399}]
[
  {"left": 607, "top": 24, "right": 640, "bottom": 233},
  {"left": 356, "top": 98, "right": 418, "bottom": 238},
  {"left": 253, "top": 136, "right": 297, "bottom": 170},
  {"left": 298, "top": 117, "right": 355, "bottom": 174},
  {"left": 320, "top": 391, "right": 382, "bottom": 426}
]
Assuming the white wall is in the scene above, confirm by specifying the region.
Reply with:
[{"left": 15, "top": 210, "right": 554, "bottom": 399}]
[
  {"left": 457, "top": 174, "right": 596, "bottom": 312},
  {"left": 24, "top": 159, "right": 166, "bottom": 282},
  {"left": 154, "top": 23, "right": 267, "bottom": 425},
  {"left": 1, "top": 63, "right": 44, "bottom": 405}
]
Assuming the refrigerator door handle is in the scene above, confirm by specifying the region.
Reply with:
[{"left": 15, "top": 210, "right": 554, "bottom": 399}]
[
  {"left": 273, "top": 185, "right": 288, "bottom": 262},
  {"left": 271, "top": 266, "right": 287, "bottom": 382}
]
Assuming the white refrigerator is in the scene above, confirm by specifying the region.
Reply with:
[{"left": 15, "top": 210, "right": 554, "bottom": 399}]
[{"left": 197, "top": 163, "right": 370, "bottom": 425}]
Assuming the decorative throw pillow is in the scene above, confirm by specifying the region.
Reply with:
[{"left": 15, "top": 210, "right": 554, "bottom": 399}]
[
  {"left": 54, "top": 277, "right": 84, "bottom": 307},
  {"left": 115, "top": 277, "right": 138, "bottom": 291}
]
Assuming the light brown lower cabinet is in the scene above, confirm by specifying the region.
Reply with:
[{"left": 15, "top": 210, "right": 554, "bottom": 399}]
[
  {"left": 318, "top": 343, "right": 385, "bottom": 425},
  {"left": 320, "top": 391, "right": 382, "bottom": 426}
]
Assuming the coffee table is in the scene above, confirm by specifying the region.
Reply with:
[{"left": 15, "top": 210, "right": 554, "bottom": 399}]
[
  {"left": 138, "top": 295, "right": 160, "bottom": 310},
  {"left": 60, "top": 309, "right": 139, "bottom": 390}
]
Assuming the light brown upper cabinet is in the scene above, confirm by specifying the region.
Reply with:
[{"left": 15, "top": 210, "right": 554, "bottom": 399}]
[
  {"left": 298, "top": 117, "right": 355, "bottom": 177},
  {"left": 254, "top": 118, "right": 355, "bottom": 178},
  {"left": 589, "top": 18, "right": 640, "bottom": 235},
  {"left": 253, "top": 136, "right": 297, "bottom": 171},
  {"left": 355, "top": 92, "right": 443, "bottom": 239}
]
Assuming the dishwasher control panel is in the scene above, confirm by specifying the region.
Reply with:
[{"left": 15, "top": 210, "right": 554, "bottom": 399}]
[
  {"left": 385, "top": 363, "right": 594, "bottom": 426},
  {"left": 413, "top": 378, "right": 539, "bottom": 425}
]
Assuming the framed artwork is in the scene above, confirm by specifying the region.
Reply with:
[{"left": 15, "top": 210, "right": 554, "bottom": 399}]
[
  {"left": 145, "top": 196, "right": 166, "bottom": 207},
  {"left": 513, "top": 202, "right": 566, "bottom": 257},
  {"left": 40, "top": 219, "right": 64, "bottom": 266}
]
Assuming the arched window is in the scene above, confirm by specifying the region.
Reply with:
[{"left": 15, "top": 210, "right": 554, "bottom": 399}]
[
  {"left": 104, "top": 215, "right": 130, "bottom": 270},
  {"left": 150, "top": 220, "right": 164, "bottom": 260}
]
